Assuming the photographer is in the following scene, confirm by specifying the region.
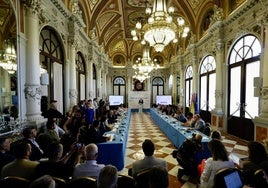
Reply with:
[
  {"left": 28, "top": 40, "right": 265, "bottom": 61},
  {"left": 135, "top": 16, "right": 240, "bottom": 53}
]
[{"left": 172, "top": 133, "right": 203, "bottom": 180}]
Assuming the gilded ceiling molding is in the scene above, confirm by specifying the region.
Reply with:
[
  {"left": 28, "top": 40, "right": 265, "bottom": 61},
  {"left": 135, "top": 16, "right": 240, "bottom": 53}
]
[
  {"left": 188, "top": 0, "right": 202, "bottom": 13},
  {"left": 88, "top": 0, "right": 99, "bottom": 11},
  {"left": 97, "top": 12, "right": 117, "bottom": 31},
  {"left": 50, "top": 0, "right": 70, "bottom": 18},
  {"left": 110, "top": 40, "right": 127, "bottom": 55}
]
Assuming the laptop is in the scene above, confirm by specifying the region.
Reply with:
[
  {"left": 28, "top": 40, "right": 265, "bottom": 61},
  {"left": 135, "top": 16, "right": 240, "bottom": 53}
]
[{"left": 224, "top": 170, "right": 243, "bottom": 188}]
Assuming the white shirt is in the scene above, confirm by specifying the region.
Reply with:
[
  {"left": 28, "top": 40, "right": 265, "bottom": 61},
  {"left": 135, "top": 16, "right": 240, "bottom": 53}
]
[
  {"left": 73, "top": 160, "right": 105, "bottom": 179},
  {"left": 200, "top": 157, "right": 235, "bottom": 188}
]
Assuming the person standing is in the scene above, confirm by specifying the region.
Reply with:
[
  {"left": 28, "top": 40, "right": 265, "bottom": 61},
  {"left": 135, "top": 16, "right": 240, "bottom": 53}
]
[{"left": 138, "top": 98, "right": 144, "bottom": 113}]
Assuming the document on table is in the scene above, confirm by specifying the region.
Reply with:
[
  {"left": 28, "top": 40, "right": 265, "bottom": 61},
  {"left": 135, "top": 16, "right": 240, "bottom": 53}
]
[
  {"left": 103, "top": 133, "right": 114, "bottom": 142},
  {"left": 229, "top": 153, "right": 240, "bottom": 164}
]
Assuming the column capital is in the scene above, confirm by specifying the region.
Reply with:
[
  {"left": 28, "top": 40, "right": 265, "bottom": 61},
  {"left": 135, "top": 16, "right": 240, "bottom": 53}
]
[
  {"left": 256, "top": 12, "right": 268, "bottom": 27},
  {"left": 23, "top": 0, "right": 41, "bottom": 15},
  {"left": 24, "top": 84, "right": 41, "bottom": 101}
]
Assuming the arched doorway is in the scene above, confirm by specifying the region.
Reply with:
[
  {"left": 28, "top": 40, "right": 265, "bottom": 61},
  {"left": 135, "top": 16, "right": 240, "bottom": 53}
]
[
  {"left": 40, "top": 26, "right": 64, "bottom": 114},
  {"left": 227, "top": 34, "right": 261, "bottom": 140}
]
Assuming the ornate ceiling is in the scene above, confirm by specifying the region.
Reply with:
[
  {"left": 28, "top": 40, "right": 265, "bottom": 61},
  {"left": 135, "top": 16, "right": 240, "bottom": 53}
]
[
  {"left": 0, "top": 0, "right": 247, "bottom": 66},
  {"left": 74, "top": 0, "right": 246, "bottom": 66}
]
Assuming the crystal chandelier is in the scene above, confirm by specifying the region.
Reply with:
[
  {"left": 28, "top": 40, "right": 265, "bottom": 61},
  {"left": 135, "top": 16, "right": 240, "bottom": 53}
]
[
  {"left": 133, "top": 43, "right": 159, "bottom": 81},
  {"left": 0, "top": 39, "right": 17, "bottom": 74},
  {"left": 131, "top": 0, "right": 190, "bottom": 52}
]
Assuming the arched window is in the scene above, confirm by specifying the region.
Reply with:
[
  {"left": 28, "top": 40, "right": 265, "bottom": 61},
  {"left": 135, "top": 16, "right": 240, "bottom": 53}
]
[
  {"left": 76, "top": 52, "right": 86, "bottom": 102},
  {"left": 228, "top": 34, "right": 261, "bottom": 140},
  {"left": 113, "top": 76, "right": 126, "bottom": 100},
  {"left": 199, "top": 55, "right": 216, "bottom": 111},
  {"left": 152, "top": 77, "right": 164, "bottom": 104},
  {"left": 185, "top": 66, "right": 193, "bottom": 108},
  {"left": 40, "top": 26, "right": 64, "bottom": 113}
]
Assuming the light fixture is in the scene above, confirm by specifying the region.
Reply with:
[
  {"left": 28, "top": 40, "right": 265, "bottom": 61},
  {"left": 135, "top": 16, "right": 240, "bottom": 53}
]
[
  {"left": 133, "top": 43, "right": 159, "bottom": 82},
  {"left": 131, "top": 0, "right": 190, "bottom": 52},
  {"left": 0, "top": 38, "right": 17, "bottom": 74}
]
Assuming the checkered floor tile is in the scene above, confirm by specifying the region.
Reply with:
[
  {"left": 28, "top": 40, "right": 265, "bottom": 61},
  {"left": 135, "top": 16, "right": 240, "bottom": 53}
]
[{"left": 118, "top": 112, "right": 249, "bottom": 188}]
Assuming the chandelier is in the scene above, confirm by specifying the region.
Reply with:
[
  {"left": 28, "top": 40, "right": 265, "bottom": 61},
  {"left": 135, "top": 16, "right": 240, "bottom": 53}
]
[
  {"left": 131, "top": 0, "right": 190, "bottom": 52},
  {"left": 133, "top": 43, "right": 159, "bottom": 81},
  {"left": 0, "top": 38, "right": 17, "bottom": 74}
]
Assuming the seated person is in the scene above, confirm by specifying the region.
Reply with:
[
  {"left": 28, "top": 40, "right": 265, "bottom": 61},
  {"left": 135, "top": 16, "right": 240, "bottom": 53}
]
[
  {"left": 85, "top": 120, "right": 110, "bottom": 144},
  {"left": 0, "top": 137, "right": 15, "bottom": 172},
  {"left": 181, "top": 112, "right": 193, "bottom": 126},
  {"left": 22, "top": 125, "right": 44, "bottom": 161},
  {"left": 200, "top": 139, "right": 234, "bottom": 188},
  {"left": 131, "top": 139, "right": 167, "bottom": 178},
  {"left": 35, "top": 141, "right": 75, "bottom": 181},
  {"left": 98, "top": 165, "right": 118, "bottom": 188},
  {"left": 29, "top": 175, "right": 55, "bottom": 188},
  {"left": 173, "top": 109, "right": 187, "bottom": 123},
  {"left": 73, "top": 143, "right": 105, "bottom": 179},
  {"left": 172, "top": 133, "right": 203, "bottom": 178},
  {"left": 189, "top": 114, "right": 205, "bottom": 132},
  {"left": 211, "top": 130, "right": 222, "bottom": 140},
  {"left": 1, "top": 141, "right": 39, "bottom": 180},
  {"left": 240, "top": 141, "right": 268, "bottom": 186}
]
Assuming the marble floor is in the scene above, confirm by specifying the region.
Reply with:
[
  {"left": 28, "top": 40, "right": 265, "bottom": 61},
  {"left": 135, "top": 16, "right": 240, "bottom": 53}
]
[{"left": 118, "top": 112, "right": 249, "bottom": 188}]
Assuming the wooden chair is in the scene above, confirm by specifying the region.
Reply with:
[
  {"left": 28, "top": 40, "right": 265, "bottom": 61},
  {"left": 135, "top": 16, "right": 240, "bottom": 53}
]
[
  {"left": 134, "top": 169, "right": 151, "bottom": 188},
  {"left": 0, "top": 176, "right": 30, "bottom": 188},
  {"left": 67, "top": 177, "right": 97, "bottom": 188},
  {"left": 117, "top": 174, "right": 135, "bottom": 188}
]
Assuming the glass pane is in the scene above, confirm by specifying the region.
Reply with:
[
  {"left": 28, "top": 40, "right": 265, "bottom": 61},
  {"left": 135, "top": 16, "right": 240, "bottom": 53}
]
[
  {"left": 185, "top": 81, "right": 190, "bottom": 107},
  {"left": 209, "top": 73, "right": 216, "bottom": 110},
  {"left": 200, "top": 76, "right": 207, "bottom": 110},
  {"left": 245, "top": 61, "right": 260, "bottom": 118},
  {"left": 230, "top": 67, "right": 241, "bottom": 117}
]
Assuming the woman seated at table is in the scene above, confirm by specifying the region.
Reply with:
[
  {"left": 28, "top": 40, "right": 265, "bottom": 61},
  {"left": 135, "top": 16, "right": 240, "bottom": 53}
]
[{"left": 85, "top": 120, "right": 111, "bottom": 144}]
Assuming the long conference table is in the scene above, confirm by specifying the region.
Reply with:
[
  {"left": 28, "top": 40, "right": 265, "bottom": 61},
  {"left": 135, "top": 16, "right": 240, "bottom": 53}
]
[
  {"left": 96, "top": 109, "right": 131, "bottom": 171},
  {"left": 97, "top": 108, "right": 211, "bottom": 171},
  {"left": 150, "top": 108, "right": 211, "bottom": 163}
]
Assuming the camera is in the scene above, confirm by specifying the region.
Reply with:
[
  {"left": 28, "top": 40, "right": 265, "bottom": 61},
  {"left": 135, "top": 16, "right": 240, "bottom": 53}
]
[{"left": 76, "top": 143, "right": 82, "bottom": 148}]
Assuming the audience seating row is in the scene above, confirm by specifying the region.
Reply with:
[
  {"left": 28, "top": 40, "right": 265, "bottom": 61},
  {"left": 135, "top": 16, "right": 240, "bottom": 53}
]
[{"left": 0, "top": 174, "right": 136, "bottom": 188}]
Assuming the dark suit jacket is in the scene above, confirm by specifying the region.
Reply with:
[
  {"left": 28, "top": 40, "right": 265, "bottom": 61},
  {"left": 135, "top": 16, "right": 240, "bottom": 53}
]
[
  {"left": 0, "top": 151, "right": 15, "bottom": 172},
  {"left": 23, "top": 138, "right": 43, "bottom": 161}
]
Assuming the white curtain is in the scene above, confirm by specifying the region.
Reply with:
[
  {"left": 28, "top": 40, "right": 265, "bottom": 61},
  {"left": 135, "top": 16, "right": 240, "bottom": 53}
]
[{"left": 53, "top": 63, "right": 63, "bottom": 113}]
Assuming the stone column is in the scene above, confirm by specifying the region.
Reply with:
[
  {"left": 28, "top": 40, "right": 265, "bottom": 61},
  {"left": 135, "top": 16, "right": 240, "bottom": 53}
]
[
  {"left": 254, "top": 14, "right": 268, "bottom": 141},
  {"left": 87, "top": 59, "right": 93, "bottom": 99},
  {"left": 211, "top": 23, "right": 225, "bottom": 130},
  {"left": 97, "top": 63, "right": 102, "bottom": 98},
  {"left": 179, "top": 62, "right": 185, "bottom": 110},
  {"left": 24, "top": 1, "right": 42, "bottom": 120},
  {"left": 102, "top": 67, "right": 107, "bottom": 100},
  {"left": 69, "top": 43, "right": 77, "bottom": 107}
]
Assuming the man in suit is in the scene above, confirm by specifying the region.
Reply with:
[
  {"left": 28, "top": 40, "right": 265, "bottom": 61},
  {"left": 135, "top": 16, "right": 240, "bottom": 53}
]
[
  {"left": 41, "top": 100, "right": 64, "bottom": 119},
  {"left": 22, "top": 125, "right": 44, "bottom": 161},
  {"left": 131, "top": 139, "right": 167, "bottom": 177},
  {"left": 1, "top": 141, "right": 39, "bottom": 180}
]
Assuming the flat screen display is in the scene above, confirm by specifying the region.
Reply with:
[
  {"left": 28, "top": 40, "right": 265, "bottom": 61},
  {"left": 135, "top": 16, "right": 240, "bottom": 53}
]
[
  {"left": 109, "top": 95, "right": 124, "bottom": 106},
  {"left": 156, "top": 95, "right": 172, "bottom": 105}
]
